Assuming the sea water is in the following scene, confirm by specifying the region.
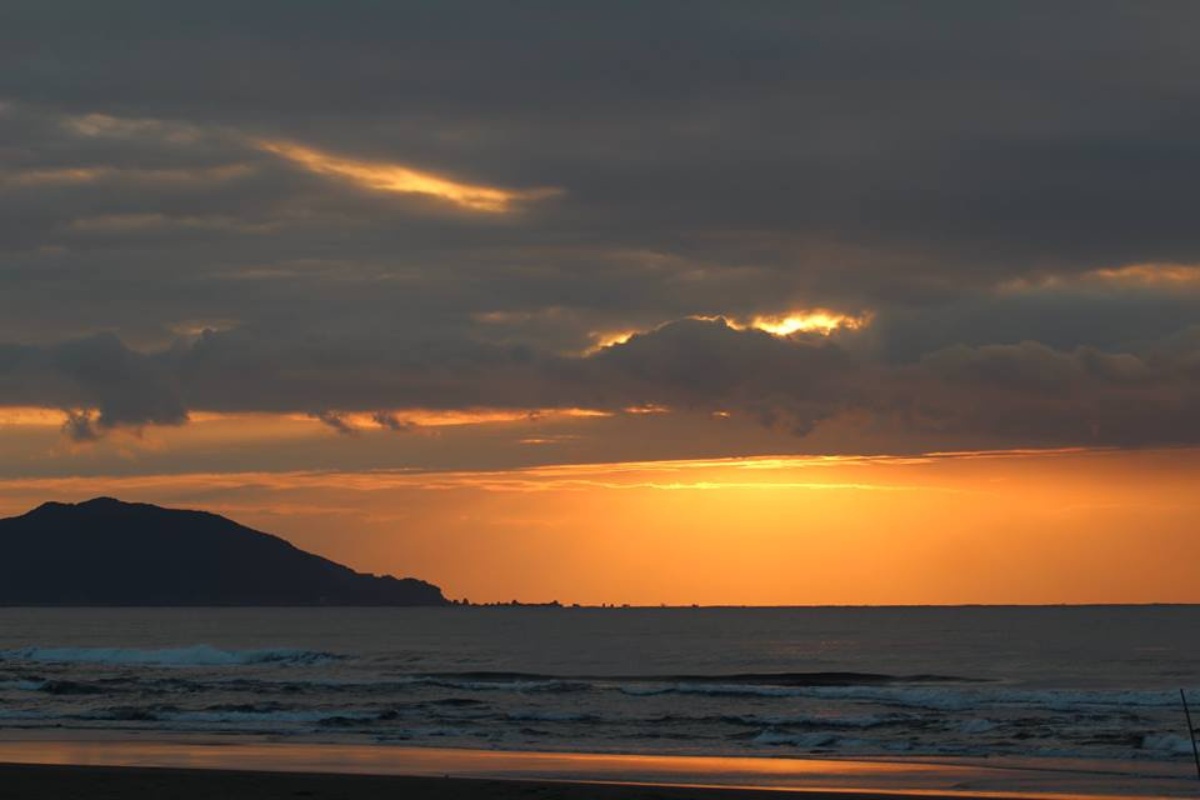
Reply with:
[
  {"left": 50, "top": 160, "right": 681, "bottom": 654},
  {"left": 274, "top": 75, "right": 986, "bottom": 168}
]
[{"left": 0, "top": 606, "right": 1196, "bottom": 766}]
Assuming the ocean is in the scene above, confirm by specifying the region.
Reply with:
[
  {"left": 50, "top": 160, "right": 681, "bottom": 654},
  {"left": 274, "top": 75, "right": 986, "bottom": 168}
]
[{"left": 0, "top": 606, "right": 1197, "bottom": 768}]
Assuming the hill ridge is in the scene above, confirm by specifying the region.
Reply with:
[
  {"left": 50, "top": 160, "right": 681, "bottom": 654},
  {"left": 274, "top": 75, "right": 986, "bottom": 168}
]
[{"left": 0, "top": 498, "right": 447, "bottom": 607}]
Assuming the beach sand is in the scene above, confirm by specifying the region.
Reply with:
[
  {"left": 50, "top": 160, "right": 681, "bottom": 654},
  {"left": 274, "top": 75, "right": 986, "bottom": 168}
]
[
  {"left": 0, "top": 762, "right": 964, "bottom": 800},
  {"left": 0, "top": 737, "right": 1192, "bottom": 799}
]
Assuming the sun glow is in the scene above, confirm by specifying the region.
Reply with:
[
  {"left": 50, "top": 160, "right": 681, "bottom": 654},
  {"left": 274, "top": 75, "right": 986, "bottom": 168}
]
[
  {"left": 1089, "top": 263, "right": 1200, "bottom": 287},
  {"left": 0, "top": 406, "right": 70, "bottom": 427},
  {"left": 1001, "top": 262, "right": 1200, "bottom": 293},
  {"left": 258, "top": 140, "right": 559, "bottom": 213},
  {"left": 587, "top": 309, "right": 870, "bottom": 353},
  {"left": 1, "top": 447, "right": 1197, "bottom": 605},
  {"left": 741, "top": 309, "right": 871, "bottom": 336},
  {"left": 5, "top": 163, "right": 254, "bottom": 188},
  {"left": 584, "top": 329, "right": 638, "bottom": 354}
]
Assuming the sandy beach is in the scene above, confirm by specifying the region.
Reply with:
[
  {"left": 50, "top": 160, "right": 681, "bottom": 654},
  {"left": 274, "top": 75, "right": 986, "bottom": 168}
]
[
  {"left": 0, "top": 762, "right": 972, "bottom": 800},
  {"left": 0, "top": 760, "right": 1193, "bottom": 800},
  {"left": 0, "top": 736, "right": 1194, "bottom": 800}
]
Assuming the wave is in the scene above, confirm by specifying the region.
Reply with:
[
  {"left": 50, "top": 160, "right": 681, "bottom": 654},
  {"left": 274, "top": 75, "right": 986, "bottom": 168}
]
[
  {"left": 620, "top": 682, "right": 808, "bottom": 698},
  {"left": 375, "top": 726, "right": 477, "bottom": 741},
  {"left": 611, "top": 681, "right": 1187, "bottom": 710},
  {"left": 800, "top": 685, "right": 1188, "bottom": 711},
  {"left": 409, "top": 670, "right": 977, "bottom": 687},
  {"left": 402, "top": 676, "right": 590, "bottom": 693},
  {"left": 506, "top": 709, "right": 596, "bottom": 722},
  {"left": 387, "top": 670, "right": 977, "bottom": 698},
  {"left": 724, "top": 712, "right": 912, "bottom": 729},
  {"left": 958, "top": 717, "right": 999, "bottom": 734},
  {"left": 0, "top": 645, "right": 341, "bottom": 667},
  {"left": 751, "top": 729, "right": 841, "bottom": 748},
  {"left": 1141, "top": 733, "right": 1198, "bottom": 756},
  {"left": 167, "top": 708, "right": 376, "bottom": 725}
]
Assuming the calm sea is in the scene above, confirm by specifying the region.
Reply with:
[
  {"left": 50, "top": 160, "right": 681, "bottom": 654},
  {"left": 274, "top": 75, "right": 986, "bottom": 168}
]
[{"left": 0, "top": 606, "right": 1197, "bottom": 765}]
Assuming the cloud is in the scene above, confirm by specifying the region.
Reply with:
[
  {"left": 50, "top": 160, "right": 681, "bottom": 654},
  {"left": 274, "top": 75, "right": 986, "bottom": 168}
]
[
  {"left": 1, "top": 316, "right": 1199, "bottom": 456},
  {"left": 371, "top": 411, "right": 417, "bottom": 433},
  {"left": 60, "top": 409, "right": 100, "bottom": 443},
  {"left": 589, "top": 318, "right": 853, "bottom": 435},
  {"left": 0, "top": 334, "right": 188, "bottom": 437},
  {"left": 2, "top": 5, "right": 1200, "bottom": 459},
  {"left": 893, "top": 338, "right": 1200, "bottom": 446},
  {"left": 2, "top": 163, "right": 255, "bottom": 189},
  {"left": 309, "top": 410, "right": 357, "bottom": 435},
  {"left": 258, "top": 140, "right": 559, "bottom": 213}
]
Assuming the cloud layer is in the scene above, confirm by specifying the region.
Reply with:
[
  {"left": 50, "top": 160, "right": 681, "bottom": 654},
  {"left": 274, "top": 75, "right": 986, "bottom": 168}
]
[{"left": 3, "top": 3, "right": 1200, "bottom": 457}]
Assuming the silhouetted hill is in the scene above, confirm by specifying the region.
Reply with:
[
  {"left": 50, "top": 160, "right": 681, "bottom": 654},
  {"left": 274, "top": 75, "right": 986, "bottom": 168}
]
[{"left": 0, "top": 498, "right": 447, "bottom": 606}]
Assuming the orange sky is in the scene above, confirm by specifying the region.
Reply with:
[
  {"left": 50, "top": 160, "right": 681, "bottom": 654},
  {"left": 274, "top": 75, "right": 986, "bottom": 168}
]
[{"left": 2, "top": 407, "right": 1197, "bottom": 605}]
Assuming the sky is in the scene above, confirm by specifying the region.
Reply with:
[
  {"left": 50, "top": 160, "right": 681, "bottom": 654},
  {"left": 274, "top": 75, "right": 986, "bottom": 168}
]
[{"left": 2, "top": 2, "right": 1199, "bottom": 604}]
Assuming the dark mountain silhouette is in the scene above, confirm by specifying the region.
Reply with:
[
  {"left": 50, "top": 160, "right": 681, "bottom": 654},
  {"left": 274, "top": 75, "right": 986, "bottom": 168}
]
[{"left": 0, "top": 498, "right": 447, "bottom": 606}]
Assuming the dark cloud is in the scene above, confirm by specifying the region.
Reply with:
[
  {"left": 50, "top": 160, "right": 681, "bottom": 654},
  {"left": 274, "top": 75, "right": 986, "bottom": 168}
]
[
  {"left": 897, "top": 337, "right": 1200, "bottom": 446},
  {"left": 2, "top": 3, "right": 1200, "bottom": 457},
  {"left": 371, "top": 412, "right": 417, "bottom": 433},
  {"left": 2, "top": 318, "right": 1198, "bottom": 451},
  {"left": 0, "top": 333, "right": 187, "bottom": 433},
  {"left": 309, "top": 410, "right": 357, "bottom": 436},
  {"left": 60, "top": 409, "right": 100, "bottom": 443},
  {"left": 591, "top": 319, "right": 853, "bottom": 435}
]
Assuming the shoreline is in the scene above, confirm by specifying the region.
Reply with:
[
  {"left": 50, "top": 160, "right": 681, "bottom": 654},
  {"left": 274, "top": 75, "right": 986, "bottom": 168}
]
[
  {"left": 0, "top": 762, "right": 1045, "bottom": 800},
  {"left": 0, "top": 736, "right": 1193, "bottom": 799}
]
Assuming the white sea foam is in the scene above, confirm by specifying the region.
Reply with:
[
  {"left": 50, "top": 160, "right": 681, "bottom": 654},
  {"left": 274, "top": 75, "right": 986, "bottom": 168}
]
[
  {"left": 959, "top": 718, "right": 998, "bottom": 734},
  {"left": 752, "top": 730, "right": 839, "bottom": 747},
  {"left": 1142, "top": 733, "right": 1198, "bottom": 756},
  {"left": 0, "top": 645, "right": 339, "bottom": 667}
]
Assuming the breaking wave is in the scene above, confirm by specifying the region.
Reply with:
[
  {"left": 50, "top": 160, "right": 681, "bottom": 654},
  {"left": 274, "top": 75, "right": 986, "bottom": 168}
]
[{"left": 0, "top": 645, "right": 341, "bottom": 667}]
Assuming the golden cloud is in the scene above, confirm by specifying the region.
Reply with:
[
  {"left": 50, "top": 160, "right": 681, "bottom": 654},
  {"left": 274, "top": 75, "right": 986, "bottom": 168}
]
[
  {"left": 2, "top": 164, "right": 255, "bottom": 190},
  {"left": 259, "top": 140, "right": 560, "bottom": 213},
  {"left": 1089, "top": 263, "right": 1200, "bottom": 288},
  {"left": 736, "top": 310, "right": 872, "bottom": 336},
  {"left": 586, "top": 309, "right": 872, "bottom": 353},
  {"left": 1000, "top": 263, "right": 1200, "bottom": 293}
]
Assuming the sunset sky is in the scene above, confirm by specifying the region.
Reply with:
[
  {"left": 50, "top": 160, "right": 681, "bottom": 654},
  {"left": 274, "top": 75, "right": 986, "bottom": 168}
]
[{"left": 2, "top": 3, "right": 1199, "bottom": 604}]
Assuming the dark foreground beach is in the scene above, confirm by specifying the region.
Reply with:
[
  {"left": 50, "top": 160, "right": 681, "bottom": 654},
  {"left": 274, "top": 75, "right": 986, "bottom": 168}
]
[
  {"left": 0, "top": 762, "right": 1006, "bottom": 800},
  {"left": 0, "top": 763, "right": 1137, "bottom": 800}
]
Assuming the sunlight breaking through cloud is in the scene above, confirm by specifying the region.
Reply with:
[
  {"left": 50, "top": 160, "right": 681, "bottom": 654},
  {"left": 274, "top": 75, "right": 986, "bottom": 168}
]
[
  {"left": 587, "top": 309, "right": 871, "bottom": 353},
  {"left": 738, "top": 310, "right": 872, "bottom": 336}
]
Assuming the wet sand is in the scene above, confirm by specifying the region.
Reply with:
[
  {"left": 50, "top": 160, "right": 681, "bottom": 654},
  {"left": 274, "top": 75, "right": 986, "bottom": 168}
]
[
  {"left": 0, "top": 736, "right": 1191, "bottom": 799},
  {"left": 0, "top": 762, "right": 1114, "bottom": 800}
]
